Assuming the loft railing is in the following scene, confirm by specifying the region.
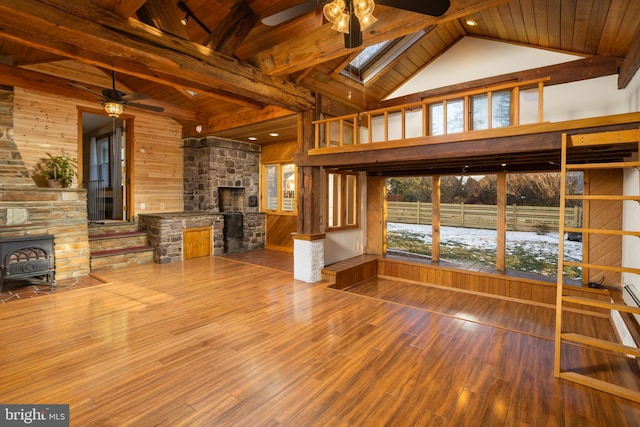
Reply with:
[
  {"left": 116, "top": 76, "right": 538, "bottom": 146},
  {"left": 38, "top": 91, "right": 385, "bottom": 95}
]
[{"left": 312, "top": 77, "right": 549, "bottom": 150}]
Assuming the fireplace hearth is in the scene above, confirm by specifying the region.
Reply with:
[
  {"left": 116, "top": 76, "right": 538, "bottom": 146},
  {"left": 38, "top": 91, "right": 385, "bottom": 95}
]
[{"left": 0, "top": 235, "right": 55, "bottom": 292}]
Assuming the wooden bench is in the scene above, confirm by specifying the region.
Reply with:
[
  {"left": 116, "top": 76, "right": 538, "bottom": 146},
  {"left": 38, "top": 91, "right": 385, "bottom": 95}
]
[{"left": 321, "top": 254, "right": 379, "bottom": 290}]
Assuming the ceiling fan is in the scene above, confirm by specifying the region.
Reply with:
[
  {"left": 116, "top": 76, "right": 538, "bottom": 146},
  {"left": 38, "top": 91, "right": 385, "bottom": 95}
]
[
  {"left": 262, "top": 0, "right": 451, "bottom": 48},
  {"left": 68, "top": 71, "right": 164, "bottom": 117}
]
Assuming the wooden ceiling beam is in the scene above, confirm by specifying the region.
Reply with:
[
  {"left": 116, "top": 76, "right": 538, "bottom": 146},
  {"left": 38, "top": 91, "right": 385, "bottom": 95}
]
[
  {"left": 619, "top": 26, "right": 640, "bottom": 89},
  {"left": 136, "top": 0, "right": 189, "bottom": 40},
  {"left": 91, "top": 0, "right": 149, "bottom": 19},
  {"left": 249, "top": 0, "right": 511, "bottom": 76},
  {"left": 0, "top": 0, "right": 314, "bottom": 112},
  {"left": 0, "top": 63, "right": 204, "bottom": 122},
  {"left": 204, "top": 2, "right": 259, "bottom": 56},
  {"left": 190, "top": 105, "right": 295, "bottom": 138}
]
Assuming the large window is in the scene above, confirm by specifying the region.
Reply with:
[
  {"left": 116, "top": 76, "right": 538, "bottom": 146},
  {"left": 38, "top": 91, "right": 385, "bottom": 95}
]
[
  {"left": 327, "top": 171, "right": 359, "bottom": 230},
  {"left": 262, "top": 163, "right": 296, "bottom": 214}
]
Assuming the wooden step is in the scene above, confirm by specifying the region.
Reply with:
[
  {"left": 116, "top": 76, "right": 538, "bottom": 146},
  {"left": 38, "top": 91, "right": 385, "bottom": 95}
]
[
  {"left": 89, "top": 231, "right": 149, "bottom": 252},
  {"left": 90, "top": 246, "right": 155, "bottom": 272},
  {"left": 88, "top": 222, "right": 140, "bottom": 236},
  {"left": 321, "top": 254, "right": 378, "bottom": 290},
  {"left": 559, "top": 371, "right": 640, "bottom": 403},
  {"left": 561, "top": 332, "right": 640, "bottom": 357}
]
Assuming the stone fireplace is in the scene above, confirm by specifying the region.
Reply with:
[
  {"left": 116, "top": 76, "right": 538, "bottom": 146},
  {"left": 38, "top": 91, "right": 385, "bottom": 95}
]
[{"left": 182, "top": 137, "right": 265, "bottom": 253}]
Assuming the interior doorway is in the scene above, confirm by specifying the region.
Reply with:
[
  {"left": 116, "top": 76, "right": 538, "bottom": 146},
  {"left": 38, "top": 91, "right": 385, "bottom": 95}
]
[{"left": 81, "top": 112, "right": 131, "bottom": 223}]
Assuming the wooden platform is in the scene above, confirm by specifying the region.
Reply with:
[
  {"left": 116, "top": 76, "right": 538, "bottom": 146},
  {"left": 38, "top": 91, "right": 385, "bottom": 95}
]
[{"left": 321, "top": 254, "right": 379, "bottom": 289}]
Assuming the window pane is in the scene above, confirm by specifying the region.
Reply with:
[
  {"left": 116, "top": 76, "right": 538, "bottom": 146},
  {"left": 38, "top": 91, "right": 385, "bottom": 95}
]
[
  {"left": 265, "top": 165, "right": 278, "bottom": 210},
  {"left": 282, "top": 164, "right": 295, "bottom": 212},
  {"left": 446, "top": 99, "right": 464, "bottom": 134},
  {"left": 430, "top": 103, "right": 443, "bottom": 136},
  {"left": 327, "top": 173, "right": 341, "bottom": 227},
  {"left": 519, "top": 88, "right": 539, "bottom": 124},
  {"left": 492, "top": 90, "right": 511, "bottom": 128},
  {"left": 405, "top": 108, "right": 423, "bottom": 138},
  {"left": 471, "top": 94, "right": 489, "bottom": 130},
  {"left": 346, "top": 174, "right": 358, "bottom": 226}
]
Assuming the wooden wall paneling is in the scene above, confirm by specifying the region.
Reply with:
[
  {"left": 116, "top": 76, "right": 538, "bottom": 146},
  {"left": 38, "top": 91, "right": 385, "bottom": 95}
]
[
  {"left": 130, "top": 112, "right": 183, "bottom": 216},
  {"left": 261, "top": 140, "right": 298, "bottom": 163},
  {"left": 266, "top": 214, "right": 296, "bottom": 251},
  {"left": 366, "top": 176, "right": 384, "bottom": 255},
  {"left": 587, "top": 169, "right": 623, "bottom": 286},
  {"left": 13, "top": 87, "right": 184, "bottom": 217},
  {"left": 13, "top": 88, "right": 83, "bottom": 185},
  {"left": 377, "top": 258, "right": 610, "bottom": 307}
]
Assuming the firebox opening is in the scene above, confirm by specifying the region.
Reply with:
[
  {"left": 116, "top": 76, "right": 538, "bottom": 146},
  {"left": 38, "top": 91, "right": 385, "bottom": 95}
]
[{"left": 218, "top": 187, "right": 244, "bottom": 212}]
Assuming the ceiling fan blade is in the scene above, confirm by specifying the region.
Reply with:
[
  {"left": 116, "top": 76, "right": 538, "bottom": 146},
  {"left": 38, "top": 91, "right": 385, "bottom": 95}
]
[
  {"left": 122, "top": 92, "right": 150, "bottom": 102},
  {"left": 376, "top": 0, "right": 450, "bottom": 17},
  {"left": 261, "top": 0, "right": 318, "bottom": 26},
  {"left": 125, "top": 102, "right": 165, "bottom": 113},
  {"left": 68, "top": 82, "right": 105, "bottom": 99}
]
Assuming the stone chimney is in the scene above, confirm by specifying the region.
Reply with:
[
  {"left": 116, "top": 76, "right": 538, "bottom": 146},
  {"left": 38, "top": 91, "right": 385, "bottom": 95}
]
[{"left": 0, "top": 86, "right": 36, "bottom": 187}]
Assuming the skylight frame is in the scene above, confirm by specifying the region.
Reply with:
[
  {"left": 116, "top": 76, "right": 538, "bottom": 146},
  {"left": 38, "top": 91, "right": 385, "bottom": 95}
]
[{"left": 341, "top": 28, "right": 431, "bottom": 84}]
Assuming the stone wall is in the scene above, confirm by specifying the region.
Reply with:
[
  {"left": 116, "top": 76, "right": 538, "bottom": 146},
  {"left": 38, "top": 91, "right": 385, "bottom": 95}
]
[
  {"left": 0, "top": 187, "right": 90, "bottom": 279},
  {"left": 243, "top": 212, "right": 266, "bottom": 251},
  {"left": 0, "top": 87, "right": 35, "bottom": 186},
  {"left": 138, "top": 212, "right": 224, "bottom": 263},
  {"left": 183, "top": 137, "right": 261, "bottom": 212}
]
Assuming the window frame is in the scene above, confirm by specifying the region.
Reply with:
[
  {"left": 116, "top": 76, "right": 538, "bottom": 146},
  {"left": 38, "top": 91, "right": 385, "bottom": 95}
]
[
  {"left": 261, "top": 162, "right": 297, "bottom": 215},
  {"left": 326, "top": 170, "right": 360, "bottom": 231}
]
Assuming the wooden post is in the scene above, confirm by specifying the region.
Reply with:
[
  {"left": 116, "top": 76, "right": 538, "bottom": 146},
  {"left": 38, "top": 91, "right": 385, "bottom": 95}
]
[
  {"left": 432, "top": 176, "right": 440, "bottom": 262},
  {"left": 296, "top": 111, "right": 322, "bottom": 235},
  {"left": 496, "top": 172, "right": 506, "bottom": 271}
]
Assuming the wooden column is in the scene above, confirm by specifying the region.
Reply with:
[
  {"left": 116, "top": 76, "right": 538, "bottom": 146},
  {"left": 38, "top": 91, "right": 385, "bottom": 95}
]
[
  {"left": 431, "top": 176, "right": 440, "bottom": 262},
  {"left": 366, "top": 175, "right": 385, "bottom": 255},
  {"left": 296, "top": 110, "right": 322, "bottom": 236},
  {"left": 496, "top": 172, "right": 506, "bottom": 271}
]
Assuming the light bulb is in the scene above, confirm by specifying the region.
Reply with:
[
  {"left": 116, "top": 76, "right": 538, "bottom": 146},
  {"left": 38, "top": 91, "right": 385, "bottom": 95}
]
[
  {"left": 323, "top": 0, "right": 346, "bottom": 23},
  {"left": 331, "top": 13, "right": 351, "bottom": 34},
  {"left": 359, "top": 14, "right": 377, "bottom": 30},
  {"left": 353, "top": 0, "right": 375, "bottom": 19}
]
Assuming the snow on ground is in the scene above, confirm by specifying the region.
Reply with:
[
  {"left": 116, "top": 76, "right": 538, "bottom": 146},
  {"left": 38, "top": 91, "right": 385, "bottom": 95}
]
[{"left": 387, "top": 222, "right": 582, "bottom": 263}]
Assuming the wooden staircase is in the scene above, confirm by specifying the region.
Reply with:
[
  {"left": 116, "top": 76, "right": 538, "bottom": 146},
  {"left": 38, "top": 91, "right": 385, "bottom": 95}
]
[
  {"left": 555, "top": 130, "right": 640, "bottom": 403},
  {"left": 89, "top": 222, "right": 155, "bottom": 272}
]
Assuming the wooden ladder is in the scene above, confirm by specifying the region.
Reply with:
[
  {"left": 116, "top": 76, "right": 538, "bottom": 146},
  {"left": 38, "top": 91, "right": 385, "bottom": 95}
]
[{"left": 555, "top": 129, "right": 640, "bottom": 402}]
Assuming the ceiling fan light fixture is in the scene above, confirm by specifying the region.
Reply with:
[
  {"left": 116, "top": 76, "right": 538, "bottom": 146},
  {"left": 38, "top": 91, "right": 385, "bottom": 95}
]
[
  {"left": 104, "top": 101, "right": 124, "bottom": 118},
  {"left": 323, "top": 0, "right": 346, "bottom": 23}
]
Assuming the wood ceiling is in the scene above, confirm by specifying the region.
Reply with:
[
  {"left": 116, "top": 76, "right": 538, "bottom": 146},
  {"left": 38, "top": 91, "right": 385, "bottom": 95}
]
[{"left": 0, "top": 0, "right": 639, "bottom": 145}]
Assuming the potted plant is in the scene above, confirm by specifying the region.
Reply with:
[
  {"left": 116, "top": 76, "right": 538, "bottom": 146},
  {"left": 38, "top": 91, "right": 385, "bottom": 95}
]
[{"left": 37, "top": 153, "right": 78, "bottom": 188}]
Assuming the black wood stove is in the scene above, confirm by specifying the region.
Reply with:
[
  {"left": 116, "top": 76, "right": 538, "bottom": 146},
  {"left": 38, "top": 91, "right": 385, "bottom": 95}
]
[{"left": 0, "top": 235, "right": 55, "bottom": 292}]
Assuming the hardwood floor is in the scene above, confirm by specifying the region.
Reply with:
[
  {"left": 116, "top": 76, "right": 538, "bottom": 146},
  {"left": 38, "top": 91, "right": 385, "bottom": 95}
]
[{"left": 0, "top": 255, "right": 638, "bottom": 426}]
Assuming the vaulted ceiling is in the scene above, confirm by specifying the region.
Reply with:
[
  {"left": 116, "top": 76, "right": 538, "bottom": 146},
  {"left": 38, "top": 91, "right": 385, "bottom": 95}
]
[{"left": 0, "top": 0, "right": 639, "bottom": 144}]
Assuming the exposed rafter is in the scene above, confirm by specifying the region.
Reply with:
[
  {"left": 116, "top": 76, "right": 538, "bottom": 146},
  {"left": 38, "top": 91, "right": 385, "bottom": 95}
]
[
  {"left": 0, "top": 0, "right": 314, "bottom": 112},
  {"left": 248, "top": 0, "right": 511, "bottom": 76}
]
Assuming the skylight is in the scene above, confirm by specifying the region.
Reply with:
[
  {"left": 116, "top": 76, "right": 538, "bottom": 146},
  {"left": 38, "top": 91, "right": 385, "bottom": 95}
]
[{"left": 342, "top": 28, "right": 432, "bottom": 84}]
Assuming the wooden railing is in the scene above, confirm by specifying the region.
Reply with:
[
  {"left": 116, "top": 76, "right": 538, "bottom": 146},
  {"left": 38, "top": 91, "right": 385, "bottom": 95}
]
[
  {"left": 313, "top": 77, "right": 549, "bottom": 150},
  {"left": 387, "top": 201, "right": 581, "bottom": 232}
]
